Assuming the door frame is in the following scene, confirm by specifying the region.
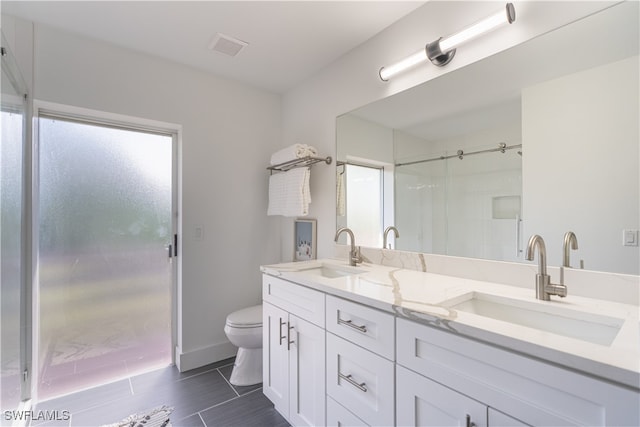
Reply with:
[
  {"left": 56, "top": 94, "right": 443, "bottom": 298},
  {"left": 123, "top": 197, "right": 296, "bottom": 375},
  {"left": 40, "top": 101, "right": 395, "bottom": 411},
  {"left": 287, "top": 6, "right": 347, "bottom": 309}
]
[{"left": 31, "top": 100, "right": 182, "bottom": 401}]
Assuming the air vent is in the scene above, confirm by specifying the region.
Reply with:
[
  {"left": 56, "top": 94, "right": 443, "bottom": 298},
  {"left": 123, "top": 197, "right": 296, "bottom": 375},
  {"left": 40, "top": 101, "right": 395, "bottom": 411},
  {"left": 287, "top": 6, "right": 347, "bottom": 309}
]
[{"left": 208, "top": 33, "right": 248, "bottom": 57}]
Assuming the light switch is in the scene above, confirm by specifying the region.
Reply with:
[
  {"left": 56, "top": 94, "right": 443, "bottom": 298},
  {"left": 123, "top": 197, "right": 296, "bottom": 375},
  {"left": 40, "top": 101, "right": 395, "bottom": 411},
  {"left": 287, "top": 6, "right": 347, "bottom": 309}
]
[
  {"left": 194, "top": 225, "right": 204, "bottom": 241},
  {"left": 622, "top": 229, "right": 638, "bottom": 246}
]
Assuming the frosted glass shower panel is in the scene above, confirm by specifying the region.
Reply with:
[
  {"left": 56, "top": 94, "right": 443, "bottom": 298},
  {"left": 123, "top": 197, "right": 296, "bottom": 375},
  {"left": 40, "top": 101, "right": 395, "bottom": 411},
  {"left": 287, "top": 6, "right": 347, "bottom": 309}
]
[{"left": 1, "top": 82, "right": 25, "bottom": 411}]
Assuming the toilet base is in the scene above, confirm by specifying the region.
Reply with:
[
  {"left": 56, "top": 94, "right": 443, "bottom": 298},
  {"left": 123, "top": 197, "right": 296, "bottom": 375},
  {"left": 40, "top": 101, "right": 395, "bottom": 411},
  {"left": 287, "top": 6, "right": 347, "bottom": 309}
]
[{"left": 230, "top": 347, "right": 262, "bottom": 386}]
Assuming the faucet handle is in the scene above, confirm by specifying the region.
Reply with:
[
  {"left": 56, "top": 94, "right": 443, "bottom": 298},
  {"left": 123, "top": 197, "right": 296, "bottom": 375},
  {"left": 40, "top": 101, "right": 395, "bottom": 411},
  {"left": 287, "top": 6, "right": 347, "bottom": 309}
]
[{"left": 351, "top": 246, "right": 363, "bottom": 264}]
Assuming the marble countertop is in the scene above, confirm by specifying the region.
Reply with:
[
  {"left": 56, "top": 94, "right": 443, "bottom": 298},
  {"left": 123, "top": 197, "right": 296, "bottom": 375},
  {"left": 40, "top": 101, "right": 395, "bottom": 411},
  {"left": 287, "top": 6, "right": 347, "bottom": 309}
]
[{"left": 261, "top": 258, "right": 640, "bottom": 390}]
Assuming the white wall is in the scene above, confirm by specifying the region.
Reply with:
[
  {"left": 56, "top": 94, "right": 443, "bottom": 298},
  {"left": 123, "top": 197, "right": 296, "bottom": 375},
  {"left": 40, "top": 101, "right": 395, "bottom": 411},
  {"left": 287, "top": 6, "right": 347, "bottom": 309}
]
[
  {"left": 281, "top": 1, "right": 615, "bottom": 262},
  {"left": 336, "top": 114, "right": 393, "bottom": 164},
  {"left": 8, "top": 19, "right": 283, "bottom": 371},
  {"left": 522, "top": 56, "right": 639, "bottom": 275}
]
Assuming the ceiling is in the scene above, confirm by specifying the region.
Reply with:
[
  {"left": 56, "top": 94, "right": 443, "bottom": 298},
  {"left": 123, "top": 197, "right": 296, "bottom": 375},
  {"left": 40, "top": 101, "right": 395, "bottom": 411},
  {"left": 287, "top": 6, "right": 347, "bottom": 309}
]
[{"left": 1, "top": 1, "right": 425, "bottom": 93}]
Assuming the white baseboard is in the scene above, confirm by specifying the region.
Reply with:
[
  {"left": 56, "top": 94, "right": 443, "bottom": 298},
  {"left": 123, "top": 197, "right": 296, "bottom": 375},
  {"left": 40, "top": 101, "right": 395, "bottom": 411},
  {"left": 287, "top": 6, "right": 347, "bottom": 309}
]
[{"left": 175, "top": 341, "right": 237, "bottom": 372}]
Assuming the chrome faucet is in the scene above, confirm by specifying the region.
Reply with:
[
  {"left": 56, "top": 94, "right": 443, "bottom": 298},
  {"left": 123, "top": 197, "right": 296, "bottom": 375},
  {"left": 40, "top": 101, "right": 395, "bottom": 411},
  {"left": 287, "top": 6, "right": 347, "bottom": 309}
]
[
  {"left": 562, "top": 231, "right": 578, "bottom": 267},
  {"left": 383, "top": 226, "right": 399, "bottom": 249},
  {"left": 525, "top": 234, "right": 567, "bottom": 301},
  {"left": 560, "top": 231, "right": 578, "bottom": 286},
  {"left": 334, "top": 227, "right": 362, "bottom": 266}
]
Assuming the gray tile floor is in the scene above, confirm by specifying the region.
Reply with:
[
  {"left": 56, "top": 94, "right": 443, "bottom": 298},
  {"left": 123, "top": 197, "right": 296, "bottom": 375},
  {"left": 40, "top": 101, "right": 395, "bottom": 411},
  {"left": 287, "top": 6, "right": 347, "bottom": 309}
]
[{"left": 32, "top": 358, "right": 289, "bottom": 427}]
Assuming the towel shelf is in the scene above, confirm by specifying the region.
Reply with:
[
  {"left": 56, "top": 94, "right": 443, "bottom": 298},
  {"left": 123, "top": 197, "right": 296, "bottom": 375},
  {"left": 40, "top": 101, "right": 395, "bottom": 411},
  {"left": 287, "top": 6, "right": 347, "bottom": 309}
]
[{"left": 267, "top": 156, "right": 332, "bottom": 174}]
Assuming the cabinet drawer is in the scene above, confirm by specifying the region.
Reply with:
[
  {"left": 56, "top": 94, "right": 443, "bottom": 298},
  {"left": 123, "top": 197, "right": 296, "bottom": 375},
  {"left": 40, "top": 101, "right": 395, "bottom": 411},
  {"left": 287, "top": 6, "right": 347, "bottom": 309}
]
[
  {"left": 327, "top": 397, "right": 369, "bottom": 427},
  {"left": 397, "top": 318, "right": 639, "bottom": 427},
  {"left": 262, "top": 274, "right": 324, "bottom": 327},
  {"left": 327, "top": 333, "right": 394, "bottom": 427},
  {"left": 326, "top": 295, "right": 394, "bottom": 360}
]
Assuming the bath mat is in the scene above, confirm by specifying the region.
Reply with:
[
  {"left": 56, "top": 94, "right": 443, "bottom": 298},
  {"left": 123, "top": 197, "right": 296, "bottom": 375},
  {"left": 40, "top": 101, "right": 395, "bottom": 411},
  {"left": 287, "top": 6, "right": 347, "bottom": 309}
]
[{"left": 102, "top": 405, "right": 173, "bottom": 427}]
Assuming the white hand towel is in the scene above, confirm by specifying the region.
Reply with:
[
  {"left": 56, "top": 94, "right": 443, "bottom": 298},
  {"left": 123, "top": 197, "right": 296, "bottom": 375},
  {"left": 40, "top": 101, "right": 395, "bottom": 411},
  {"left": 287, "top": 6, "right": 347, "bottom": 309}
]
[
  {"left": 270, "top": 144, "right": 319, "bottom": 165},
  {"left": 267, "top": 167, "right": 311, "bottom": 217},
  {"left": 336, "top": 170, "right": 345, "bottom": 216}
]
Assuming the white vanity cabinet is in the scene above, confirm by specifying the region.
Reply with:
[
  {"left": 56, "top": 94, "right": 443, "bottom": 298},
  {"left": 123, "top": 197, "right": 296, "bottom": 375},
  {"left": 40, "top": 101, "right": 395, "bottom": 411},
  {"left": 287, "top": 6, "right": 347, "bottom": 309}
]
[
  {"left": 262, "top": 275, "right": 325, "bottom": 427},
  {"left": 261, "top": 267, "right": 639, "bottom": 427},
  {"left": 326, "top": 295, "right": 395, "bottom": 427},
  {"left": 397, "top": 317, "right": 639, "bottom": 426}
]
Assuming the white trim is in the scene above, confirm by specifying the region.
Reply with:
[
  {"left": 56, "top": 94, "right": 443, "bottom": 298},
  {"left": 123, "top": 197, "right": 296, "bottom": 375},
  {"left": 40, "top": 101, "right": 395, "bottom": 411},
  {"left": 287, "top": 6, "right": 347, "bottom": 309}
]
[
  {"left": 33, "top": 100, "right": 182, "bottom": 136},
  {"left": 175, "top": 341, "right": 237, "bottom": 372}
]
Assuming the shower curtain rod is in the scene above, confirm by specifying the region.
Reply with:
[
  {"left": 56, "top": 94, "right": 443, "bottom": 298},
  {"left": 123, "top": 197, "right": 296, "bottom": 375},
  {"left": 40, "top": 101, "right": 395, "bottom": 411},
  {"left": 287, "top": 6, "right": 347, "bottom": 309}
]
[{"left": 395, "top": 143, "right": 522, "bottom": 167}]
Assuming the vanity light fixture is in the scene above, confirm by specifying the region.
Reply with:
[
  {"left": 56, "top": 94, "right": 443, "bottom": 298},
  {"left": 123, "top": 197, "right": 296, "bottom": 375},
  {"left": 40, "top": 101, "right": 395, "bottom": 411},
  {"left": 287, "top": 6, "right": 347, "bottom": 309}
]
[{"left": 379, "top": 3, "right": 516, "bottom": 81}]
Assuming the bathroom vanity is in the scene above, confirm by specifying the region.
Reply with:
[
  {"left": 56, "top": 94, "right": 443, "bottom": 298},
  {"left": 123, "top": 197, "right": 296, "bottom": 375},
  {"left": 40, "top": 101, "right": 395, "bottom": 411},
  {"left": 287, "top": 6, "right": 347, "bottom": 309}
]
[{"left": 261, "top": 258, "right": 640, "bottom": 427}]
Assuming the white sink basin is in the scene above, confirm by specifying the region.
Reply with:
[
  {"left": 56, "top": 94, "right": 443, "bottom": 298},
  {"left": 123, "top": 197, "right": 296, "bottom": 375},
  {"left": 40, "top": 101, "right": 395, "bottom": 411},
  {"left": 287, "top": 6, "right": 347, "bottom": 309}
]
[
  {"left": 444, "top": 292, "right": 624, "bottom": 346},
  {"left": 300, "top": 263, "right": 364, "bottom": 279}
]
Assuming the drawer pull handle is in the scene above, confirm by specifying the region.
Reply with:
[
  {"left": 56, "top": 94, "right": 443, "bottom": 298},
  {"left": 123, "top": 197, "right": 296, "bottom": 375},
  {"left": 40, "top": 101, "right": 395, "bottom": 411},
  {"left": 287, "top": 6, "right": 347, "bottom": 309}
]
[
  {"left": 339, "top": 373, "right": 367, "bottom": 392},
  {"left": 279, "top": 318, "right": 287, "bottom": 346},
  {"left": 338, "top": 317, "right": 367, "bottom": 333}
]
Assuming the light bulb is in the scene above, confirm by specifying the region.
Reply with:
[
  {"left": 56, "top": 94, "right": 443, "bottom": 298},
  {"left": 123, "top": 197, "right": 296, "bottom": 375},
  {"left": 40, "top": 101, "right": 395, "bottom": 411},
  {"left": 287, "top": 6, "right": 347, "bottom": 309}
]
[
  {"left": 379, "top": 49, "right": 428, "bottom": 81},
  {"left": 440, "top": 4, "right": 515, "bottom": 53}
]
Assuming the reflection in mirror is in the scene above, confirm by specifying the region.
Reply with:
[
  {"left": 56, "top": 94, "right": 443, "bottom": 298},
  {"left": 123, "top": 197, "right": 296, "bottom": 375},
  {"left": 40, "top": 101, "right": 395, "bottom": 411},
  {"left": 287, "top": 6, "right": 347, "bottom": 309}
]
[{"left": 336, "top": 2, "right": 639, "bottom": 274}]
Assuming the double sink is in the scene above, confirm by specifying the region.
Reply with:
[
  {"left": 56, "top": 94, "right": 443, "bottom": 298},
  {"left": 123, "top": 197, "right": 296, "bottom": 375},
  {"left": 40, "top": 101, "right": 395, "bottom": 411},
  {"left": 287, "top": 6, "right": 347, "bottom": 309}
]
[{"left": 296, "top": 262, "right": 624, "bottom": 347}]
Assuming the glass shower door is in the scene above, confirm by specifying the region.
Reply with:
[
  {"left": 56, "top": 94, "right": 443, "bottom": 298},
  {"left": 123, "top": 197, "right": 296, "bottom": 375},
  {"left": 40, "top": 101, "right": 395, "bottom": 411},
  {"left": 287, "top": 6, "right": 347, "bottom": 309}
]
[
  {"left": 1, "top": 39, "right": 29, "bottom": 413},
  {"left": 446, "top": 149, "right": 522, "bottom": 261}
]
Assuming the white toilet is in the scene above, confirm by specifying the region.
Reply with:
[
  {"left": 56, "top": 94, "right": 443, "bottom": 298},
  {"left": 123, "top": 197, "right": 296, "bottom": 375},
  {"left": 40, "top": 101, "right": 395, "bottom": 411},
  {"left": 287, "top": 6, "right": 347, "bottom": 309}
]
[{"left": 224, "top": 304, "right": 263, "bottom": 386}]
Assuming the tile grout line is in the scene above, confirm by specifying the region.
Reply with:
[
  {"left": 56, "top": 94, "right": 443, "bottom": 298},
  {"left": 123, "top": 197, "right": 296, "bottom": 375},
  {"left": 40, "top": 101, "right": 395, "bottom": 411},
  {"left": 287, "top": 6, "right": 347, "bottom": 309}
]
[
  {"left": 175, "top": 362, "right": 235, "bottom": 383},
  {"left": 217, "top": 367, "right": 241, "bottom": 397},
  {"left": 197, "top": 412, "right": 207, "bottom": 427},
  {"left": 175, "top": 394, "right": 242, "bottom": 424},
  {"left": 173, "top": 364, "right": 257, "bottom": 424},
  {"left": 181, "top": 384, "right": 266, "bottom": 422}
]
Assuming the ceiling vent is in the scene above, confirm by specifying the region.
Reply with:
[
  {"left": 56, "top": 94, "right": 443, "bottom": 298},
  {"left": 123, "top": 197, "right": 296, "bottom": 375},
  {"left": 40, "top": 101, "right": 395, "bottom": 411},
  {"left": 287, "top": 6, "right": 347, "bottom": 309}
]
[{"left": 208, "top": 33, "right": 248, "bottom": 57}]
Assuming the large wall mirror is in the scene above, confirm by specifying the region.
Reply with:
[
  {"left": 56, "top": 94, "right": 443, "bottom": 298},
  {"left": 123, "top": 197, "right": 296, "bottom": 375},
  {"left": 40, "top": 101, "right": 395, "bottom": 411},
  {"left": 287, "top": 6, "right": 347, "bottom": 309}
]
[{"left": 337, "top": 2, "right": 639, "bottom": 275}]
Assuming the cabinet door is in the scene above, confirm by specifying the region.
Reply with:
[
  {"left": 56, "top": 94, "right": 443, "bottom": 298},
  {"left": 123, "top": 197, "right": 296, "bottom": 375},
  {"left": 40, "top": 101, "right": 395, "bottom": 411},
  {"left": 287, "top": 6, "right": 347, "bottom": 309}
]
[
  {"left": 263, "top": 302, "right": 289, "bottom": 416},
  {"left": 397, "top": 365, "right": 487, "bottom": 427},
  {"left": 289, "top": 315, "right": 326, "bottom": 427}
]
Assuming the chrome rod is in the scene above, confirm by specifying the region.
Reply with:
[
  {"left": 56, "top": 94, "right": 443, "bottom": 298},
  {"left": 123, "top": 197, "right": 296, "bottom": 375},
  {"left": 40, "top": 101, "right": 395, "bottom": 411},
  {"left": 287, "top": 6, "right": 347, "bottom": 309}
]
[
  {"left": 396, "top": 143, "right": 522, "bottom": 167},
  {"left": 338, "top": 317, "right": 367, "bottom": 333},
  {"left": 287, "top": 323, "right": 294, "bottom": 351},
  {"left": 515, "top": 214, "right": 522, "bottom": 257},
  {"left": 279, "top": 318, "right": 286, "bottom": 346},
  {"left": 339, "top": 373, "right": 367, "bottom": 392},
  {"left": 267, "top": 155, "right": 332, "bottom": 172}
]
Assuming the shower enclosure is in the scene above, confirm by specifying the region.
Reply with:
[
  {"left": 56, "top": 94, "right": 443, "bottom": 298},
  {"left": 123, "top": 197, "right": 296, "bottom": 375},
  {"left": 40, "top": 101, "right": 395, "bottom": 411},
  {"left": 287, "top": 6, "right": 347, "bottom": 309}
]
[{"left": 395, "top": 143, "right": 523, "bottom": 261}]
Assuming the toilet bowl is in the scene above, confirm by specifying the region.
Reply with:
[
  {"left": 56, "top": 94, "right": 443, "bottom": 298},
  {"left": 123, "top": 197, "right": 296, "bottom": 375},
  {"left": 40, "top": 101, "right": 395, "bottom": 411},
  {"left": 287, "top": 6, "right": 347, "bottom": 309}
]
[{"left": 224, "top": 304, "right": 263, "bottom": 386}]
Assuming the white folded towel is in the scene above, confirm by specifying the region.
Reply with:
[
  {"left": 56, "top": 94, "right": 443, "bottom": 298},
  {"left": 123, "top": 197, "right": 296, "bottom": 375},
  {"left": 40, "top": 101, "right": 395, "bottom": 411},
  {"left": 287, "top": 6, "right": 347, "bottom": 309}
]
[
  {"left": 267, "top": 167, "right": 311, "bottom": 217},
  {"left": 270, "top": 144, "right": 318, "bottom": 166}
]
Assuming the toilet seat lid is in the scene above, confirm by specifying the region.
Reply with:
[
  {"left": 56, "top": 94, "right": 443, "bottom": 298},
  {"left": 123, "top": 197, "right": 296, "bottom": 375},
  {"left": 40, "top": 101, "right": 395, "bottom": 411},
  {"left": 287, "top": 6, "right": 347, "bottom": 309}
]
[{"left": 226, "top": 304, "right": 262, "bottom": 328}]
